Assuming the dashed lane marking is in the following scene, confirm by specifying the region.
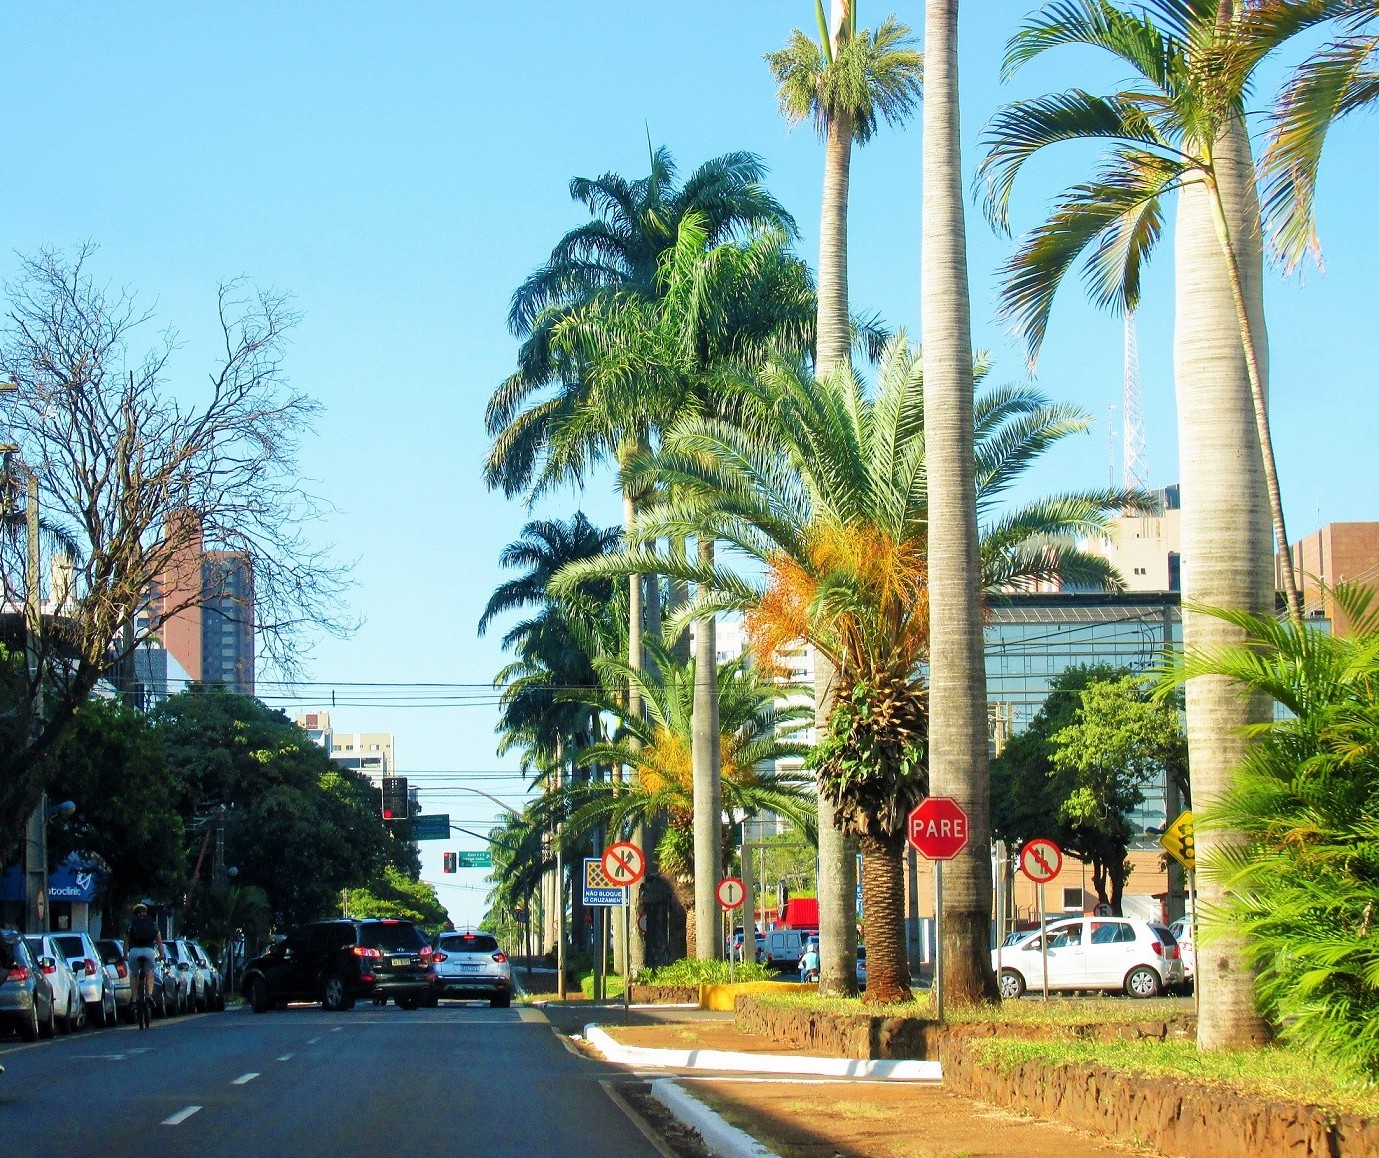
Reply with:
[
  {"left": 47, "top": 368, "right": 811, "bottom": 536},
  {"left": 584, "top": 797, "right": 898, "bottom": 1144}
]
[
  {"left": 330, "top": 1026, "right": 343, "bottom": 1032},
  {"left": 277, "top": 1053, "right": 293, "bottom": 1061},
  {"left": 306, "top": 1037, "right": 320, "bottom": 1044},
  {"left": 162, "top": 1106, "right": 202, "bottom": 1126},
  {"left": 231, "top": 1072, "right": 259, "bottom": 1085}
]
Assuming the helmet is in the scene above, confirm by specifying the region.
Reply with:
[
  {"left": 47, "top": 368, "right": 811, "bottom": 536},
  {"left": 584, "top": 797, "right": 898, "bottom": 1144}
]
[{"left": 133, "top": 903, "right": 148, "bottom": 915}]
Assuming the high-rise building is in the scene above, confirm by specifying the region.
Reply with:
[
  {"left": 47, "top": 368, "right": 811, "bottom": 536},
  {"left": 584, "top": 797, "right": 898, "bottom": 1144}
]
[
  {"left": 295, "top": 710, "right": 395, "bottom": 787},
  {"left": 1081, "top": 484, "right": 1182, "bottom": 594},
  {"left": 1280, "top": 521, "right": 1379, "bottom": 636},
  {"left": 149, "top": 511, "right": 255, "bottom": 696}
]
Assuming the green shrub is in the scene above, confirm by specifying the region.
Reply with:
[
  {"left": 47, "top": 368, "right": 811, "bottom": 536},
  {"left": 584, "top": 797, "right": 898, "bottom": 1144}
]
[{"left": 634, "top": 958, "right": 773, "bottom": 986}]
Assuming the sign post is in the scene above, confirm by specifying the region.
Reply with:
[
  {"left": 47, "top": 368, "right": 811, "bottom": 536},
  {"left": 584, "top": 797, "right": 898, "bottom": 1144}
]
[
  {"left": 907, "top": 797, "right": 971, "bottom": 1021},
  {"left": 717, "top": 877, "right": 745, "bottom": 982},
  {"left": 1019, "top": 838, "right": 1063, "bottom": 1001},
  {"left": 600, "top": 843, "right": 645, "bottom": 1022},
  {"left": 1159, "top": 811, "right": 1197, "bottom": 1014}
]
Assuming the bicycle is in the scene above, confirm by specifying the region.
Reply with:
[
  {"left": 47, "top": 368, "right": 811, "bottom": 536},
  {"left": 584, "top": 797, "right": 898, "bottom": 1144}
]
[{"left": 131, "top": 955, "right": 158, "bottom": 1029}]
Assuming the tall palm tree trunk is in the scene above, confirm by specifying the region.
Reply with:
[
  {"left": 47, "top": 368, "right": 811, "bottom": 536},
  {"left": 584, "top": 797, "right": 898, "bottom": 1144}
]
[
  {"left": 617, "top": 457, "right": 642, "bottom": 979},
  {"left": 1176, "top": 107, "right": 1274, "bottom": 1050},
  {"left": 815, "top": 653, "right": 858, "bottom": 995},
  {"left": 812, "top": 6, "right": 860, "bottom": 994},
  {"left": 921, "top": 0, "right": 999, "bottom": 1006},
  {"left": 692, "top": 536, "right": 723, "bottom": 959},
  {"left": 858, "top": 832, "right": 910, "bottom": 1004}
]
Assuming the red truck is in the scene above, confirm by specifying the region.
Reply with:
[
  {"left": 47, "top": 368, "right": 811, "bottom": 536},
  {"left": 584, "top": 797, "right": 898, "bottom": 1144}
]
[{"left": 777, "top": 898, "right": 819, "bottom": 929}]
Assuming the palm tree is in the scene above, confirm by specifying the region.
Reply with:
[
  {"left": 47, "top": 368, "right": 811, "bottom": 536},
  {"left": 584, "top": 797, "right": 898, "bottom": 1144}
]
[
  {"left": 556, "top": 336, "right": 1142, "bottom": 1002},
  {"left": 546, "top": 641, "right": 815, "bottom": 958},
  {"left": 1249, "top": 1, "right": 1379, "bottom": 272},
  {"left": 766, "top": 0, "right": 922, "bottom": 995},
  {"left": 976, "top": 0, "right": 1289, "bottom": 1048},
  {"left": 921, "top": 0, "right": 997, "bottom": 1005},
  {"left": 977, "top": 0, "right": 1309, "bottom": 625},
  {"left": 551, "top": 219, "right": 816, "bottom": 958}
]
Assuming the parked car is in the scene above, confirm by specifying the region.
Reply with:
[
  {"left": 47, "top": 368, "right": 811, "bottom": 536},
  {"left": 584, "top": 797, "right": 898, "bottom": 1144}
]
[
  {"left": 185, "top": 940, "right": 225, "bottom": 1011},
  {"left": 51, "top": 932, "right": 117, "bottom": 1027},
  {"left": 241, "top": 918, "right": 434, "bottom": 1013},
  {"left": 992, "top": 917, "right": 1185, "bottom": 999},
  {"left": 1168, "top": 917, "right": 1196, "bottom": 984},
  {"left": 161, "top": 940, "right": 199, "bottom": 1014},
  {"left": 95, "top": 939, "right": 133, "bottom": 1022},
  {"left": 23, "top": 934, "right": 85, "bottom": 1032},
  {"left": 727, "top": 930, "right": 766, "bottom": 963},
  {"left": 856, "top": 945, "right": 867, "bottom": 989},
  {"left": 1, "top": 931, "right": 55, "bottom": 1041},
  {"left": 430, "top": 930, "right": 512, "bottom": 1007},
  {"left": 761, "top": 928, "right": 817, "bottom": 969}
]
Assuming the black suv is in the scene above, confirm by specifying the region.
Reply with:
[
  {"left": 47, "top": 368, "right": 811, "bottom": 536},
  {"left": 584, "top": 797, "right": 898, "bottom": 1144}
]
[{"left": 241, "top": 918, "right": 434, "bottom": 1012}]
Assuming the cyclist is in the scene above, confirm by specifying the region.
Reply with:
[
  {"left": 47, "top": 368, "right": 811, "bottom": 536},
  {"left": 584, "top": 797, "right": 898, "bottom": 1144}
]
[{"left": 127, "top": 903, "right": 164, "bottom": 1020}]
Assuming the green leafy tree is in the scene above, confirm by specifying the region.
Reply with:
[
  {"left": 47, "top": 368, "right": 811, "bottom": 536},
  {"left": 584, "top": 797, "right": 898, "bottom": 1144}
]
[
  {"left": 45, "top": 697, "right": 188, "bottom": 922},
  {"left": 154, "top": 689, "right": 403, "bottom": 927},
  {"left": 1172, "top": 583, "right": 1379, "bottom": 1075},
  {"left": 1051, "top": 676, "right": 1188, "bottom": 913},
  {"left": 345, "top": 866, "right": 448, "bottom": 929}
]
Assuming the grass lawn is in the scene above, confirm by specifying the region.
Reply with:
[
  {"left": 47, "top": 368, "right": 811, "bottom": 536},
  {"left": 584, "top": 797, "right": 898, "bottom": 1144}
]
[{"left": 751, "top": 989, "right": 1190, "bottom": 1025}]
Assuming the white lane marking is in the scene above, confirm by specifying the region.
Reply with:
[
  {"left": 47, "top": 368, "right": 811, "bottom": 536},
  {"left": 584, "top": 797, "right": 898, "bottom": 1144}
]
[
  {"left": 330, "top": 1026, "right": 343, "bottom": 1033},
  {"left": 162, "top": 1106, "right": 202, "bottom": 1126},
  {"left": 306, "top": 1037, "right": 320, "bottom": 1044},
  {"left": 231, "top": 1072, "right": 259, "bottom": 1085},
  {"left": 277, "top": 1053, "right": 294, "bottom": 1061}
]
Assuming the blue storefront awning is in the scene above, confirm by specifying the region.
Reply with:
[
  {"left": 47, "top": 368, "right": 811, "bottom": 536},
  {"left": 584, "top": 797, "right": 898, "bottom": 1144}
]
[{"left": 0, "top": 859, "right": 104, "bottom": 904}]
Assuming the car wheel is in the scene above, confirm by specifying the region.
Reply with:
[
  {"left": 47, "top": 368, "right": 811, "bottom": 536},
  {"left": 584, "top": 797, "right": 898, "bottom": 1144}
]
[
  {"left": 19, "top": 1003, "right": 39, "bottom": 1042},
  {"left": 56, "top": 1009, "right": 72, "bottom": 1035},
  {"left": 249, "top": 977, "right": 273, "bottom": 1014},
  {"left": 1125, "top": 966, "right": 1162, "bottom": 999},
  {"left": 88, "top": 999, "right": 106, "bottom": 1029},
  {"left": 71, "top": 997, "right": 86, "bottom": 1032},
  {"left": 998, "top": 968, "right": 1026, "bottom": 1000},
  {"left": 395, "top": 996, "right": 418, "bottom": 1011},
  {"left": 322, "top": 975, "right": 348, "bottom": 1012},
  {"left": 39, "top": 1003, "right": 55, "bottom": 1039},
  {"left": 372, "top": 995, "right": 387, "bottom": 1006},
  {"left": 490, "top": 994, "right": 511, "bottom": 1009}
]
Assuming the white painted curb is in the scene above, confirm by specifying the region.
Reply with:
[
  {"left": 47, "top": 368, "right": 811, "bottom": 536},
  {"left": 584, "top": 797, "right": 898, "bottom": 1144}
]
[
  {"left": 651, "top": 1078, "right": 779, "bottom": 1158},
  {"left": 585, "top": 1023, "right": 942, "bottom": 1081}
]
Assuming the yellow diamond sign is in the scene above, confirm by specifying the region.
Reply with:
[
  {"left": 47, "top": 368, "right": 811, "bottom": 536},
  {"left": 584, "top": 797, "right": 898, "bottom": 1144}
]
[{"left": 1160, "top": 810, "right": 1195, "bottom": 870}]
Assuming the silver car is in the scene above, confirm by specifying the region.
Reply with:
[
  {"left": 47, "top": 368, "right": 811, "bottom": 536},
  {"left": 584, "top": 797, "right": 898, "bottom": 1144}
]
[
  {"left": 96, "top": 938, "right": 134, "bottom": 1022},
  {"left": 430, "top": 931, "right": 512, "bottom": 1008},
  {"left": 51, "top": 931, "right": 117, "bottom": 1028},
  {"left": 185, "top": 940, "right": 225, "bottom": 1011},
  {"left": 23, "top": 934, "right": 85, "bottom": 1033},
  {"left": 162, "top": 939, "right": 198, "bottom": 1014}
]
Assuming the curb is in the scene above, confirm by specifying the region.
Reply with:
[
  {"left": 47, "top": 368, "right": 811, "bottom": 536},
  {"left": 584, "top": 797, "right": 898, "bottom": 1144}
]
[
  {"left": 585, "top": 1023, "right": 942, "bottom": 1081},
  {"left": 651, "top": 1078, "right": 779, "bottom": 1158}
]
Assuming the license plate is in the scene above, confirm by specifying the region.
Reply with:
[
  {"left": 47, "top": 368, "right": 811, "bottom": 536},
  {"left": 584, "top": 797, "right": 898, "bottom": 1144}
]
[
  {"left": 391, "top": 957, "right": 410, "bottom": 967},
  {"left": 458, "top": 964, "right": 480, "bottom": 972}
]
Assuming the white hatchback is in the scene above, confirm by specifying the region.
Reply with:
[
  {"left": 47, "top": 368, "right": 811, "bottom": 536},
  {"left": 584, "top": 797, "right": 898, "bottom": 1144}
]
[
  {"left": 992, "top": 917, "right": 1185, "bottom": 999},
  {"left": 430, "top": 931, "right": 512, "bottom": 1008}
]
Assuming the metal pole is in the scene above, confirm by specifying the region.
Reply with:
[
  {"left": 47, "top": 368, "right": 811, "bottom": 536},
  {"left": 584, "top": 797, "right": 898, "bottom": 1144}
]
[
  {"left": 555, "top": 742, "right": 567, "bottom": 1002},
  {"left": 622, "top": 898, "right": 630, "bottom": 1023},
  {"left": 933, "top": 861, "right": 944, "bottom": 1021},
  {"left": 995, "top": 841, "right": 1006, "bottom": 994},
  {"left": 1039, "top": 882, "right": 1049, "bottom": 1000}
]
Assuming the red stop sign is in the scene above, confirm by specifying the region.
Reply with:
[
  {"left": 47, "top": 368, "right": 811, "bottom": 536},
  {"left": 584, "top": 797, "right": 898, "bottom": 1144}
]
[{"left": 907, "top": 797, "right": 971, "bottom": 861}]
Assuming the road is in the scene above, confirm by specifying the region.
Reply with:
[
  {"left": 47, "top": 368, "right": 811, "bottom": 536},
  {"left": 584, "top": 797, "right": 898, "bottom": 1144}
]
[{"left": 0, "top": 1002, "right": 664, "bottom": 1155}]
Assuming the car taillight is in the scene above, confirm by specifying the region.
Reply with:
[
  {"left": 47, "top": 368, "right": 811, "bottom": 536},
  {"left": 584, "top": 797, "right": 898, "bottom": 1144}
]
[
  {"left": 116, "top": 962, "right": 128, "bottom": 979},
  {"left": 492, "top": 952, "right": 507, "bottom": 964},
  {"left": 41, "top": 963, "right": 55, "bottom": 975},
  {"left": 84, "top": 958, "right": 97, "bottom": 975},
  {"left": 6, "top": 966, "right": 30, "bottom": 983},
  {"left": 353, "top": 946, "right": 381, "bottom": 958},
  {"left": 419, "top": 945, "right": 433, "bottom": 959},
  {"left": 431, "top": 952, "right": 447, "bottom": 963},
  {"left": 1151, "top": 939, "right": 1166, "bottom": 957}
]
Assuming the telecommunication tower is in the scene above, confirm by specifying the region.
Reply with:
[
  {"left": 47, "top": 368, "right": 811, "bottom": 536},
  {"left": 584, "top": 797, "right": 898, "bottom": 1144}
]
[{"left": 1122, "top": 310, "right": 1148, "bottom": 492}]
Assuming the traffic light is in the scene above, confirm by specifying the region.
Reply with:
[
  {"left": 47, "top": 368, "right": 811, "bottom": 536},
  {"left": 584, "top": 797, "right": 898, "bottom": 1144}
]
[
  {"left": 381, "top": 776, "right": 409, "bottom": 821},
  {"left": 442, "top": 852, "right": 456, "bottom": 873}
]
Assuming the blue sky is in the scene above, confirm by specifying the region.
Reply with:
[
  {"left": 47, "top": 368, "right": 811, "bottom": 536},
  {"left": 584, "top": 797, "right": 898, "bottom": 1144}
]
[{"left": 3, "top": 3, "right": 1374, "bottom": 924}]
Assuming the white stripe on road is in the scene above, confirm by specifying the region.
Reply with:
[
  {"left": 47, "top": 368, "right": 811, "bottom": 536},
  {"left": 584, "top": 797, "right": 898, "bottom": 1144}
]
[
  {"left": 330, "top": 1026, "right": 343, "bottom": 1033},
  {"left": 162, "top": 1106, "right": 202, "bottom": 1126},
  {"left": 306, "top": 1037, "right": 320, "bottom": 1044},
  {"left": 277, "top": 1053, "right": 293, "bottom": 1061},
  {"left": 231, "top": 1072, "right": 259, "bottom": 1085}
]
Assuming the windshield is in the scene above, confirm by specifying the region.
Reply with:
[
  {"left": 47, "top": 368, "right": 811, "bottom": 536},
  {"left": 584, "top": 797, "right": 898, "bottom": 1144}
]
[
  {"left": 439, "top": 933, "right": 498, "bottom": 954},
  {"left": 359, "top": 922, "right": 427, "bottom": 953},
  {"left": 54, "top": 935, "right": 86, "bottom": 958}
]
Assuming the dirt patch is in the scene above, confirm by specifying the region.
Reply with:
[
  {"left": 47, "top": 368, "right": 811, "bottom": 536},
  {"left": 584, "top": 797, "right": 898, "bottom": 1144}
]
[
  {"left": 602, "top": 1020, "right": 842, "bottom": 1057},
  {"left": 687, "top": 1078, "right": 1145, "bottom": 1158}
]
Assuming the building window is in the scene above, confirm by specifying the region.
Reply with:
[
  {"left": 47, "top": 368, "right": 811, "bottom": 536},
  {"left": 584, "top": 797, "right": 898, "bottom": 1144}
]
[{"left": 1062, "top": 888, "right": 1085, "bottom": 911}]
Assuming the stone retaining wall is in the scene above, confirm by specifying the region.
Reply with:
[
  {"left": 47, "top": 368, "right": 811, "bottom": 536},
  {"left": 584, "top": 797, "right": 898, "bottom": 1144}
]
[
  {"left": 734, "top": 996, "right": 1376, "bottom": 1157},
  {"left": 625, "top": 984, "right": 700, "bottom": 1005}
]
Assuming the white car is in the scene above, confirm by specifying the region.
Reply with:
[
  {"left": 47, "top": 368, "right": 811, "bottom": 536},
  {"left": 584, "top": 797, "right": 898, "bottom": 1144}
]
[
  {"left": 51, "top": 932, "right": 117, "bottom": 1027},
  {"left": 992, "top": 917, "right": 1185, "bottom": 999},
  {"left": 430, "top": 931, "right": 512, "bottom": 1008},
  {"left": 1168, "top": 917, "right": 1196, "bottom": 982},
  {"left": 23, "top": 934, "right": 86, "bottom": 1032}
]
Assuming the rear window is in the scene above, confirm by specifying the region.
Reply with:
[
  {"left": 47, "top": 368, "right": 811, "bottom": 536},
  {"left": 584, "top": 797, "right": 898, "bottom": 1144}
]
[
  {"left": 359, "top": 922, "right": 427, "bottom": 953},
  {"left": 0, "top": 938, "right": 18, "bottom": 969},
  {"left": 1151, "top": 924, "right": 1178, "bottom": 947},
  {"left": 23, "top": 937, "right": 44, "bottom": 959},
  {"left": 439, "top": 933, "right": 498, "bottom": 954},
  {"left": 54, "top": 935, "right": 86, "bottom": 958},
  {"left": 96, "top": 940, "right": 124, "bottom": 965}
]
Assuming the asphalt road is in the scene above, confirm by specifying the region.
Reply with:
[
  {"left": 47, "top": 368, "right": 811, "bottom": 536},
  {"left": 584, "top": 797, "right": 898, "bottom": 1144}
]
[{"left": 0, "top": 1001, "right": 663, "bottom": 1155}]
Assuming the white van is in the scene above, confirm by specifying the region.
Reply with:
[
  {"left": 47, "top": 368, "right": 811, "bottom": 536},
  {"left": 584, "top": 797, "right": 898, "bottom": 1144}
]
[{"left": 761, "top": 928, "right": 816, "bottom": 968}]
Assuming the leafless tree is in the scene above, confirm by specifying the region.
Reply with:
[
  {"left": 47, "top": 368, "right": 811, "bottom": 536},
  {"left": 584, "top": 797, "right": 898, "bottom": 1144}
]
[{"left": 0, "top": 245, "right": 352, "bottom": 848}]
